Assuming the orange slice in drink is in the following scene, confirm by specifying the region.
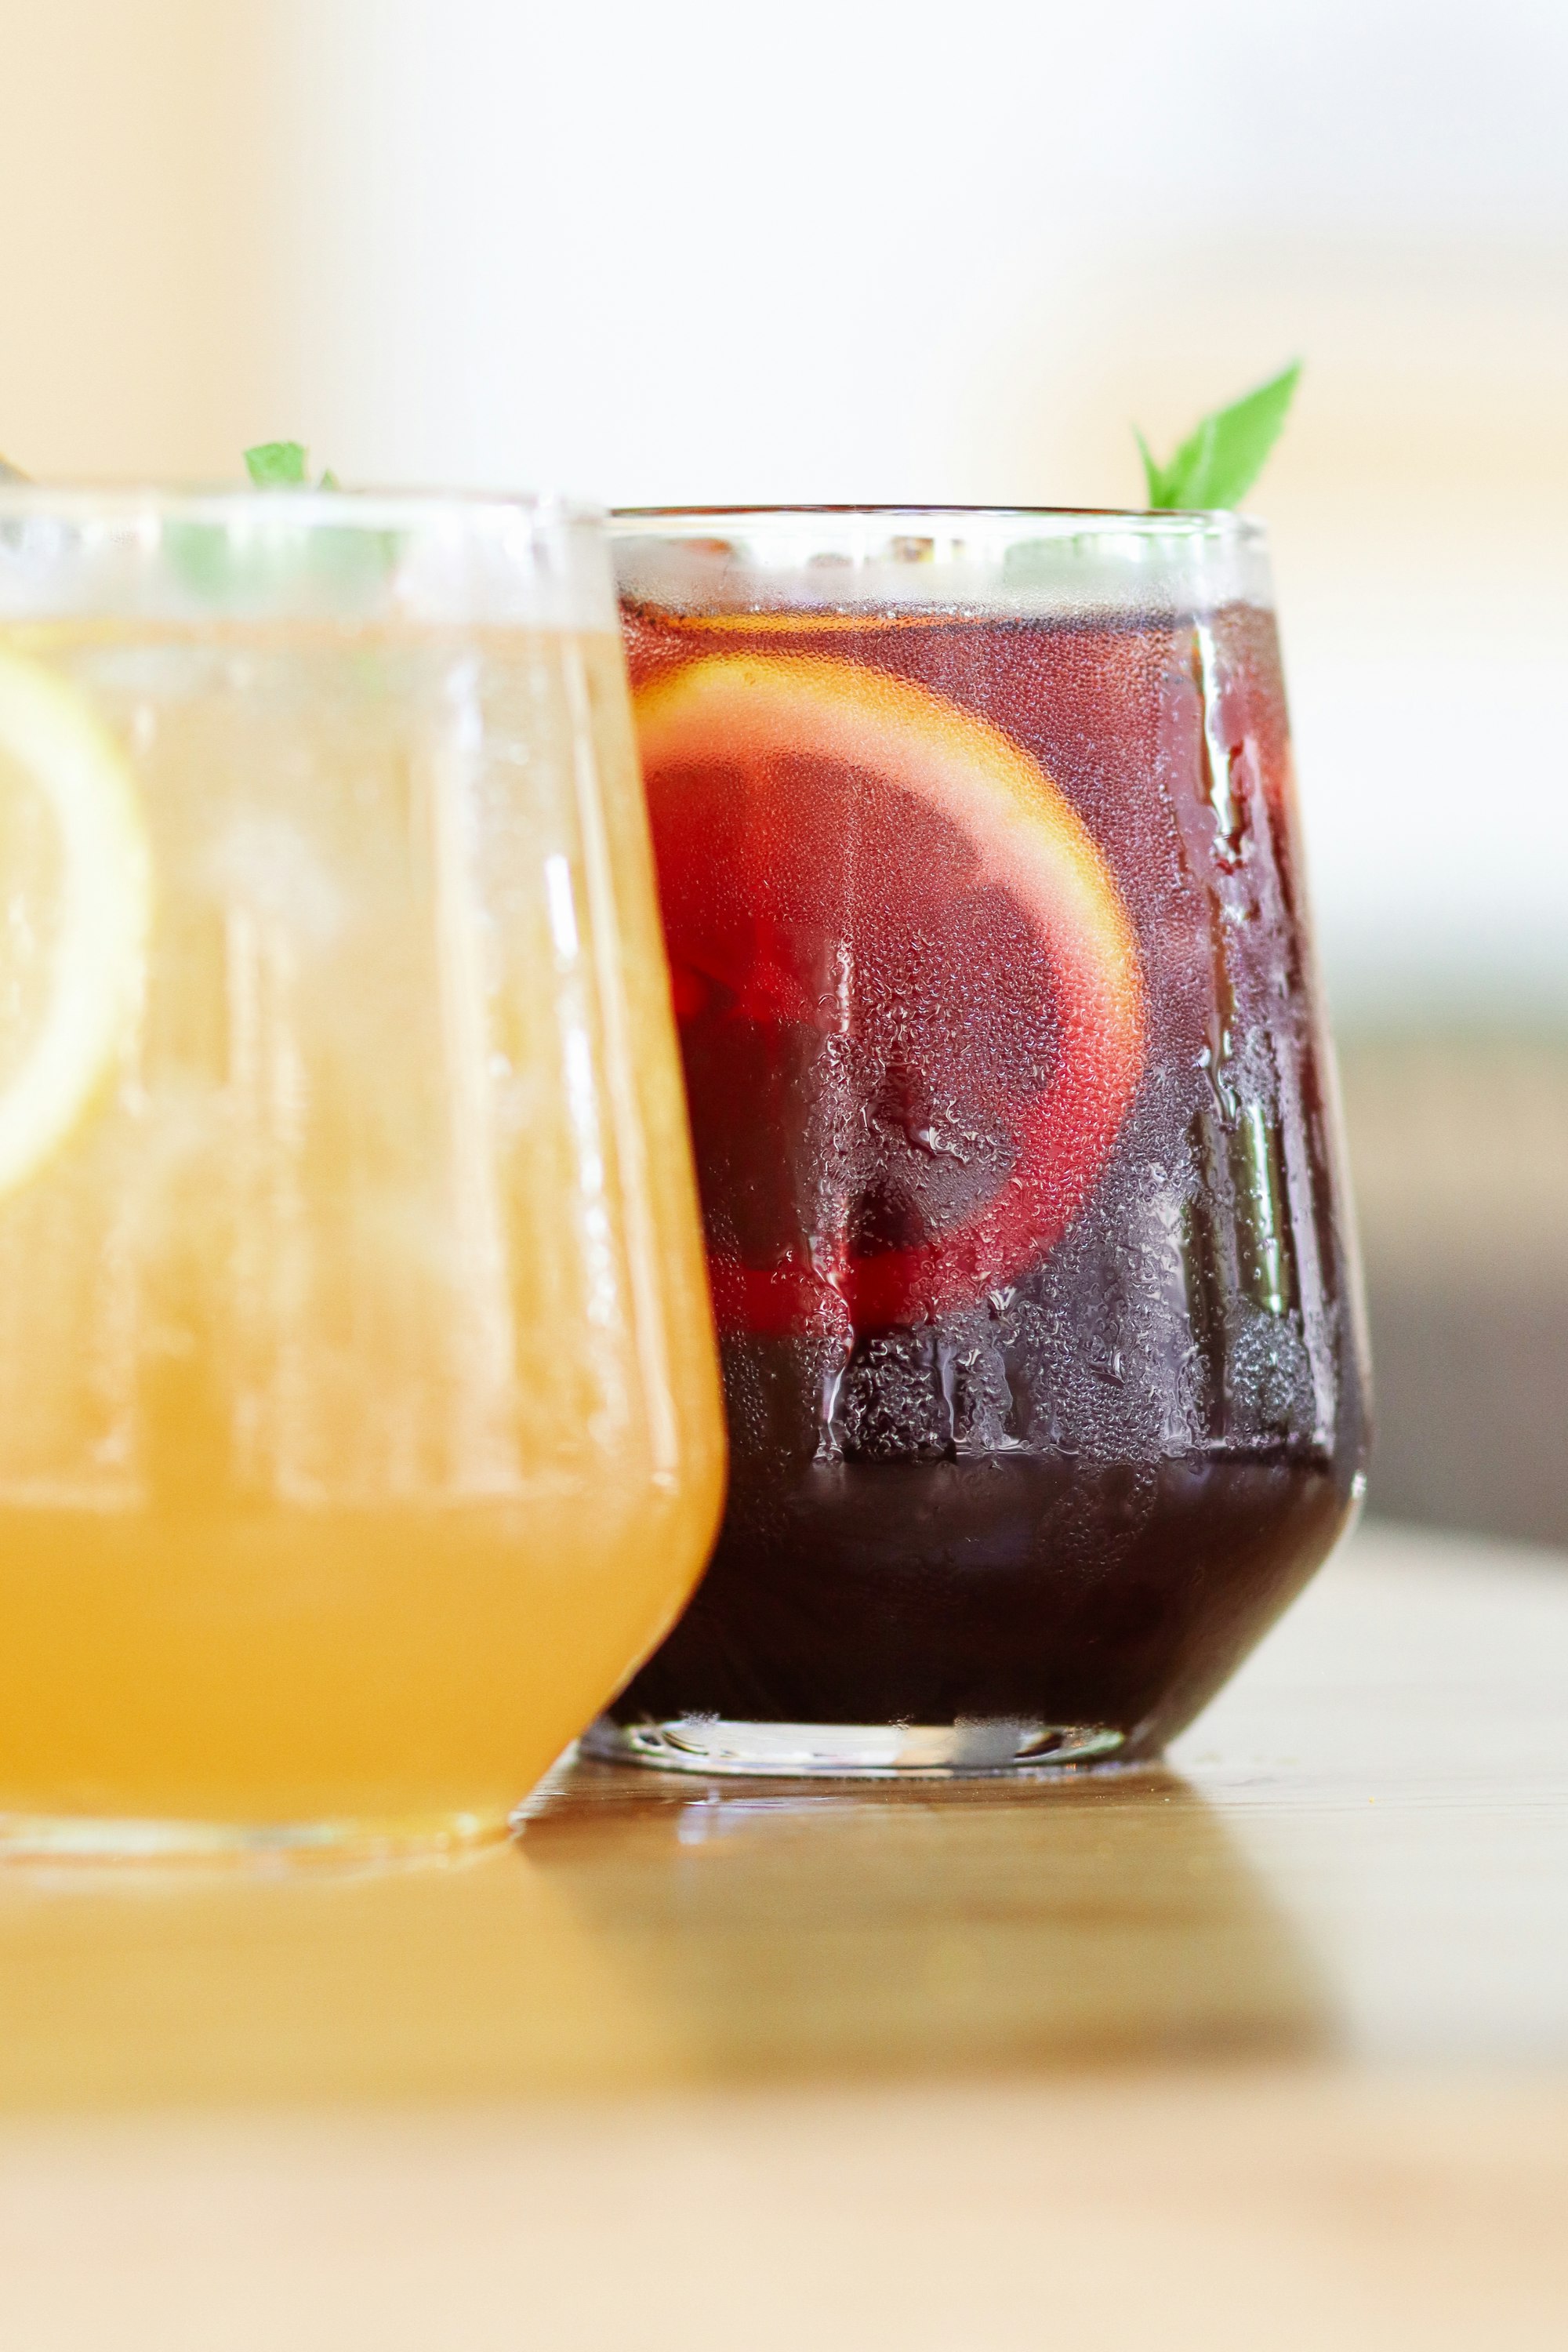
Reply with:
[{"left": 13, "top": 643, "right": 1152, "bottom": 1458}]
[{"left": 635, "top": 653, "right": 1145, "bottom": 1337}]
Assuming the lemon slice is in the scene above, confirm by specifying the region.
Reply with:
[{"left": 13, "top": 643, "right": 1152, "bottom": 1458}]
[{"left": 0, "top": 649, "right": 151, "bottom": 1195}]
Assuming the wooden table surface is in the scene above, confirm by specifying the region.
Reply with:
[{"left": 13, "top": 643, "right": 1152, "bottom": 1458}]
[{"left": 3, "top": 1520, "right": 1566, "bottom": 2348}]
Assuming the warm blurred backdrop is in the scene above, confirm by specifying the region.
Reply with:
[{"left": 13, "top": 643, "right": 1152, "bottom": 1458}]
[{"left": 4, "top": 0, "right": 1566, "bottom": 1544}]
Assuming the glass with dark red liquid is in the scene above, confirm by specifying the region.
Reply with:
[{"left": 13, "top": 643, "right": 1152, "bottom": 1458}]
[{"left": 587, "top": 509, "right": 1369, "bottom": 1775}]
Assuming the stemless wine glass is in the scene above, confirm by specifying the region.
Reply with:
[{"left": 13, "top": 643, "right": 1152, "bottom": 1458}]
[
  {"left": 589, "top": 506, "right": 1369, "bottom": 1776},
  {"left": 0, "top": 485, "right": 724, "bottom": 1857}
]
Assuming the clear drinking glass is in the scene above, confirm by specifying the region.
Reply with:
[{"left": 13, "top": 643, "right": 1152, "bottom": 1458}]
[
  {"left": 589, "top": 506, "right": 1370, "bottom": 1776},
  {"left": 0, "top": 486, "right": 724, "bottom": 1857}
]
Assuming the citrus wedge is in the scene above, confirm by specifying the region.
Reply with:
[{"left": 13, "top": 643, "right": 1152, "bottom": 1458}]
[
  {"left": 0, "top": 649, "right": 151, "bottom": 1195},
  {"left": 635, "top": 652, "right": 1145, "bottom": 1335}
]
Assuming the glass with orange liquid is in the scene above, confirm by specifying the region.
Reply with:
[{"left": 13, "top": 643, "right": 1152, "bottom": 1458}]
[{"left": 0, "top": 487, "right": 724, "bottom": 1857}]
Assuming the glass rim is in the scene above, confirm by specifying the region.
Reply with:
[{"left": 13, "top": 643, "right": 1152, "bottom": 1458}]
[
  {"left": 612, "top": 502, "right": 1264, "bottom": 540},
  {"left": 0, "top": 482, "right": 604, "bottom": 534}
]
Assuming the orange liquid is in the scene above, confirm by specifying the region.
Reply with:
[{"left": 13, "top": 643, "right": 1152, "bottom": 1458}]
[{"left": 0, "top": 619, "right": 724, "bottom": 1847}]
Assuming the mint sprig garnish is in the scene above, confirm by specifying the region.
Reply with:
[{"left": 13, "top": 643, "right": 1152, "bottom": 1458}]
[
  {"left": 244, "top": 441, "right": 339, "bottom": 491},
  {"left": 165, "top": 443, "right": 393, "bottom": 604},
  {"left": 1136, "top": 361, "right": 1300, "bottom": 511}
]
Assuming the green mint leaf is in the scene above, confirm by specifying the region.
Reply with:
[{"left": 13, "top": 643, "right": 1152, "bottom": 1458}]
[
  {"left": 168, "top": 447, "right": 394, "bottom": 607},
  {"left": 1136, "top": 361, "right": 1301, "bottom": 510},
  {"left": 244, "top": 441, "right": 310, "bottom": 487}
]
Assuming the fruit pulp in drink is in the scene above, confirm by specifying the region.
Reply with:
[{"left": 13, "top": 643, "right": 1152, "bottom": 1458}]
[
  {"left": 0, "top": 619, "right": 723, "bottom": 1842},
  {"left": 610, "top": 589, "right": 1367, "bottom": 1753}
]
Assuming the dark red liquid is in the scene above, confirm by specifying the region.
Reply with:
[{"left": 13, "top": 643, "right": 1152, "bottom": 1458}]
[{"left": 613, "top": 594, "right": 1367, "bottom": 1753}]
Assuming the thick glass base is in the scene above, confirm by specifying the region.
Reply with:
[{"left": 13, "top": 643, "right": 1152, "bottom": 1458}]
[
  {"left": 581, "top": 1715, "right": 1127, "bottom": 1778},
  {"left": 0, "top": 1807, "right": 508, "bottom": 1866}
]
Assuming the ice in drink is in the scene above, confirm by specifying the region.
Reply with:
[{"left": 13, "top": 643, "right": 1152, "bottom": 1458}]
[
  {"left": 595, "top": 510, "right": 1368, "bottom": 1772},
  {"left": 0, "top": 493, "right": 724, "bottom": 1849}
]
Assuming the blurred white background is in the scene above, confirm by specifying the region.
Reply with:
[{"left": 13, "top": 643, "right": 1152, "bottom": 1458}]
[
  {"left": 2, "top": 0, "right": 1567, "bottom": 1531},
  {"left": 2, "top": 0, "right": 1564, "bottom": 1026}
]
